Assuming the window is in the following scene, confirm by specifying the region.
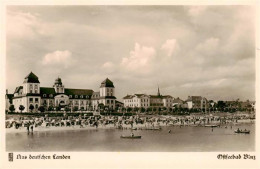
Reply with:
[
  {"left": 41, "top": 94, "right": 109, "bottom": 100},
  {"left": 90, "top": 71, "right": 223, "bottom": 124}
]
[
  {"left": 75, "top": 95, "right": 78, "bottom": 98},
  {"left": 86, "top": 95, "right": 89, "bottom": 99},
  {"left": 29, "top": 98, "right": 33, "bottom": 102},
  {"left": 43, "top": 94, "right": 46, "bottom": 97},
  {"left": 50, "top": 94, "right": 53, "bottom": 97},
  {"left": 35, "top": 104, "right": 38, "bottom": 109},
  {"left": 35, "top": 98, "right": 39, "bottom": 102},
  {"left": 69, "top": 95, "right": 72, "bottom": 98},
  {"left": 111, "top": 100, "right": 113, "bottom": 104},
  {"left": 30, "top": 90, "right": 33, "bottom": 93},
  {"left": 107, "top": 100, "right": 110, "bottom": 104},
  {"left": 80, "top": 95, "right": 83, "bottom": 98}
]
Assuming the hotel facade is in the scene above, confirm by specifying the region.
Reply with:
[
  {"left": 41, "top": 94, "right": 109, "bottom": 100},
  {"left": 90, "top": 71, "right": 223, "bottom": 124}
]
[
  {"left": 122, "top": 88, "right": 174, "bottom": 108},
  {"left": 6, "top": 72, "right": 116, "bottom": 112}
]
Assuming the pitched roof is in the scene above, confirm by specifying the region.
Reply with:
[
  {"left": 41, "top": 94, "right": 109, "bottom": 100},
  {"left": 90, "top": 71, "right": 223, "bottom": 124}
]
[
  {"left": 65, "top": 88, "right": 94, "bottom": 96},
  {"left": 162, "top": 95, "right": 173, "bottom": 98},
  {"left": 6, "top": 94, "right": 14, "bottom": 100},
  {"left": 149, "top": 95, "right": 162, "bottom": 98},
  {"left": 14, "top": 86, "right": 23, "bottom": 94},
  {"left": 173, "top": 98, "right": 184, "bottom": 104},
  {"left": 40, "top": 87, "right": 56, "bottom": 95},
  {"left": 23, "top": 72, "right": 40, "bottom": 83},
  {"left": 123, "top": 95, "right": 133, "bottom": 99},
  {"left": 134, "top": 94, "right": 148, "bottom": 98},
  {"left": 100, "top": 78, "right": 114, "bottom": 88}
]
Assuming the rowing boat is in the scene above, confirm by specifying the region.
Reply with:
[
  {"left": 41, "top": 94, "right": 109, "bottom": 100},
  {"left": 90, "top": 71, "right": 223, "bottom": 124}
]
[
  {"left": 120, "top": 135, "right": 141, "bottom": 139},
  {"left": 234, "top": 130, "right": 250, "bottom": 134}
]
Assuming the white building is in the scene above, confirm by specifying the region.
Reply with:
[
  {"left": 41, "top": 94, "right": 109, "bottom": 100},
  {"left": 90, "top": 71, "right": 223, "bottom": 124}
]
[
  {"left": 7, "top": 72, "right": 116, "bottom": 112},
  {"left": 123, "top": 88, "right": 173, "bottom": 108},
  {"left": 123, "top": 94, "right": 150, "bottom": 108}
]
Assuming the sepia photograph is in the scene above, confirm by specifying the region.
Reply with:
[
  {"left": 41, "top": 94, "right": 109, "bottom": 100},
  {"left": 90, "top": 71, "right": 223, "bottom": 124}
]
[
  {"left": 1, "top": 1, "right": 259, "bottom": 168},
  {"left": 4, "top": 5, "right": 256, "bottom": 152}
]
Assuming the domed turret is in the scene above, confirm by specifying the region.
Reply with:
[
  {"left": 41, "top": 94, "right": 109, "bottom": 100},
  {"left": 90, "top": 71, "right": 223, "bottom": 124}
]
[
  {"left": 53, "top": 77, "right": 64, "bottom": 93},
  {"left": 55, "top": 77, "right": 62, "bottom": 85}
]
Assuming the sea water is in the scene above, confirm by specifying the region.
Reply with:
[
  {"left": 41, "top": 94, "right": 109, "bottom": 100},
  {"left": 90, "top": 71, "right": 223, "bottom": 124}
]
[{"left": 6, "top": 123, "right": 255, "bottom": 152}]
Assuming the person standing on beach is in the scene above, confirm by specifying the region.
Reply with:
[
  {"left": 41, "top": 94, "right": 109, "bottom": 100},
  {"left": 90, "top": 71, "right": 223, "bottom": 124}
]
[
  {"left": 30, "top": 125, "right": 34, "bottom": 133},
  {"left": 27, "top": 125, "right": 30, "bottom": 134}
]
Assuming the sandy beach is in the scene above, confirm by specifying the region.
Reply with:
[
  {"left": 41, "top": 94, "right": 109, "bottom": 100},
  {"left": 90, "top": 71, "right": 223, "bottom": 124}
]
[{"left": 6, "top": 118, "right": 254, "bottom": 134}]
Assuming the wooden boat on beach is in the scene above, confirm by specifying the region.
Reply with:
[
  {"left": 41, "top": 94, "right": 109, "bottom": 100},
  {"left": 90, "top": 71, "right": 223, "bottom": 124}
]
[{"left": 120, "top": 135, "right": 142, "bottom": 139}]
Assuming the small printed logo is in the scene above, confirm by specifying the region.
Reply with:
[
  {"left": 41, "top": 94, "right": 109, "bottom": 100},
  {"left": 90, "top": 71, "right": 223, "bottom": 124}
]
[{"left": 8, "top": 153, "right": 13, "bottom": 162}]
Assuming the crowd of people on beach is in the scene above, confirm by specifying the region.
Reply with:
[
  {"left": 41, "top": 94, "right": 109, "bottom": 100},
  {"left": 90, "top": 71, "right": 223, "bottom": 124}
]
[{"left": 5, "top": 112, "right": 255, "bottom": 132}]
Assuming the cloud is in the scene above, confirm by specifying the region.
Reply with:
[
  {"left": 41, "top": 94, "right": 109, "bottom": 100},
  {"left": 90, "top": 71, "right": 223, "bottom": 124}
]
[
  {"left": 190, "top": 37, "right": 220, "bottom": 65},
  {"left": 181, "top": 78, "right": 227, "bottom": 88},
  {"left": 195, "top": 38, "right": 219, "bottom": 54},
  {"left": 161, "top": 39, "right": 180, "bottom": 57},
  {"left": 101, "top": 61, "right": 116, "bottom": 74},
  {"left": 42, "top": 50, "right": 74, "bottom": 68},
  {"left": 6, "top": 9, "right": 43, "bottom": 40},
  {"left": 120, "top": 43, "right": 156, "bottom": 74},
  {"left": 102, "top": 61, "right": 114, "bottom": 68},
  {"left": 6, "top": 6, "right": 255, "bottom": 101}
]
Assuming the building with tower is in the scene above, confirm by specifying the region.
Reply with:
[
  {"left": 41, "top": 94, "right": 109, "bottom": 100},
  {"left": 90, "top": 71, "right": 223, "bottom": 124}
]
[{"left": 7, "top": 72, "right": 116, "bottom": 112}]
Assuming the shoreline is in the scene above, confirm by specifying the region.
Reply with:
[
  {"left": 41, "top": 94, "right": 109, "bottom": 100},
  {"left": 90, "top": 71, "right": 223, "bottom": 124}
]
[{"left": 6, "top": 119, "right": 254, "bottom": 134}]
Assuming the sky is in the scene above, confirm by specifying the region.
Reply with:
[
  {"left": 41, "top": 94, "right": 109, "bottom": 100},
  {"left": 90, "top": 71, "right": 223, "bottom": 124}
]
[{"left": 6, "top": 5, "right": 256, "bottom": 101}]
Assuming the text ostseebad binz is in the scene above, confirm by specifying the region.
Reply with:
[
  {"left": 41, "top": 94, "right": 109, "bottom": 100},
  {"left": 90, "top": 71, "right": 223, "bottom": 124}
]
[{"left": 217, "top": 154, "right": 255, "bottom": 160}]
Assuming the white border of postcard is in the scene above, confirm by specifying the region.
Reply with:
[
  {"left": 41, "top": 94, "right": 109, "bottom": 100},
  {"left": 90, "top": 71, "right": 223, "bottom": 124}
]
[{"left": 0, "top": 0, "right": 259, "bottom": 169}]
